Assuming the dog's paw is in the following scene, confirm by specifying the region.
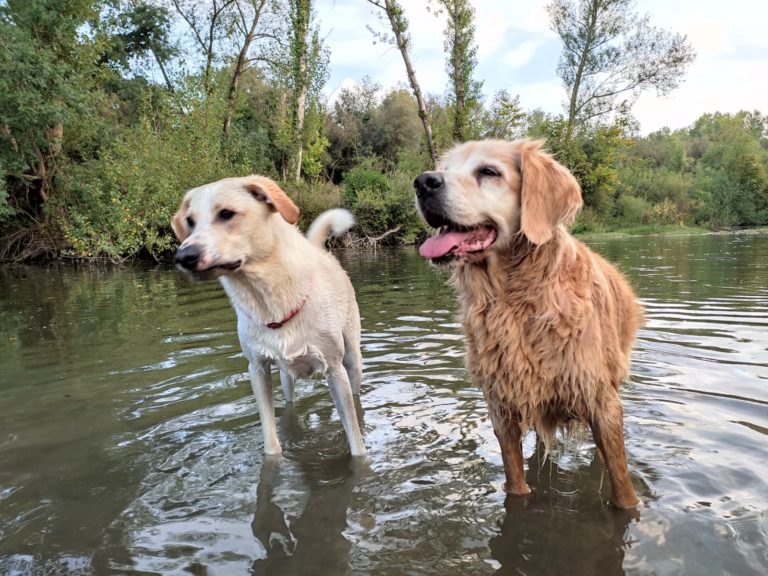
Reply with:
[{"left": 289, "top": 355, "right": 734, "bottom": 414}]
[{"left": 503, "top": 481, "right": 532, "bottom": 496}]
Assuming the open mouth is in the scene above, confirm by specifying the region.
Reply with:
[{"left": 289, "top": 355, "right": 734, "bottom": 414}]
[
  {"left": 189, "top": 260, "right": 242, "bottom": 278},
  {"left": 418, "top": 223, "right": 497, "bottom": 262}
]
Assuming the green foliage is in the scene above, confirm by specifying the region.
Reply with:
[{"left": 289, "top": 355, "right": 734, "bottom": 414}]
[
  {"left": 342, "top": 161, "right": 390, "bottom": 206},
  {"left": 341, "top": 160, "right": 425, "bottom": 242},
  {"left": 547, "top": 0, "right": 695, "bottom": 139},
  {"left": 483, "top": 90, "right": 526, "bottom": 140},
  {"left": 368, "top": 89, "right": 423, "bottom": 168},
  {"left": 284, "top": 180, "right": 342, "bottom": 230},
  {"left": 435, "top": 0, "right": 483, "bottom": 142},
  {"left": 56, "top": 90, "right": 253, "bottom": 258},
  {"left": 0, "top": 0, "right": 101, "bottom": 211},
  {"left": 0, "top": 0, "right": 765, "bottom": 260}
]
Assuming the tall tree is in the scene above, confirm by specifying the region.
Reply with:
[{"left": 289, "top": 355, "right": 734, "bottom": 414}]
[
  {"left": 436, "top": 0, "right": 482, "bottom": 142},
  {"left": 170, "top": 0, "right": 236, "bottom": 93},
  {"left": 223, "top": 0, "right": 271, "bottom": 135},
  {"left": 366, "top": 0, "right": 437, "bottom": 166},
  {"left": 0, "top": 0, "right": 98, "bottom": 210},
  {"left": 288, "top": 0, "right": 311, "bottom": 182},
  {"left": 482, "top": 90, "right": 525, "bottom": 140},
  {"left": 547, "top": 0, "right": 695, "bottom": 141},
  {"left": 120, "top": 0, "right": 177, "bottom": 92},
  {"left": 265, "top": 0, "right": 328, "bottom": 181}
]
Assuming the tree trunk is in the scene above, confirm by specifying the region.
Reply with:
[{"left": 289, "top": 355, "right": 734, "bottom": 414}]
[
  {"left": 565, "top": 0, "right": 600, "bottom": 142},
  {"left": 294, "top": 50, "right": 307, "bottom": 182},
  {"left": 383, "top": 0, "right": 437, "bottom": 166},
  {"left": 290, "top": 0, "right": 311, "bottom": 182},
  {"left": 130, "top": 0, "right": 174, "bottom": 92},
  {"left": 452, "top": 41, "right": 464, "bottom": 141},
  {"left": 224, "top": 1, "right": 267, "bottom": 135}
]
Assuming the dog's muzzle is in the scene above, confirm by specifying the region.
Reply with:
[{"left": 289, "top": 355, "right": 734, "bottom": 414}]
[
  {"left": 414, "top": 171, "right": 445, "bottom": 201},
  {"left": 175, "top": 245, "right": 200, "bottom": 270},
  {"left": 414, "top": 171, "right": 454, "bottom": 228}
]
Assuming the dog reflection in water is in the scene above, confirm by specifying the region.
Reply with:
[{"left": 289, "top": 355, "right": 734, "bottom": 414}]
[
  {"left": 250, "top": 402, "right": 367, "bottom": 573},
  {"left": 488, "top": 441, "right": 639, "bottom": 576}
]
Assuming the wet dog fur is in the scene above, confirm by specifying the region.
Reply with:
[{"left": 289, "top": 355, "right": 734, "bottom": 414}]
[
  {"left": 415, "top": 139, "right": 643, "bottom": 508},
  {"left": 172, "top": 175, "right": 365, "bottom": 457}
]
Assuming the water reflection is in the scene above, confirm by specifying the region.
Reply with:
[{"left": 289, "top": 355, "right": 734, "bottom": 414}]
[
  {"left": 251, "top": 403, "right": 364, "bottom": 575},
  {"left": 488, "top": 443, "right": 638, "bottom": 576},
  {"left": 1, "top": 235, "right": 767, "bottom": 574}
]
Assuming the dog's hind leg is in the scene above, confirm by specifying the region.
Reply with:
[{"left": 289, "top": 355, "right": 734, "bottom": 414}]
[
  {"left": 342, "top": 330, "right": 363, "bottom": 396},
  {"left": 249, "top": 360, "right": 282, "bottom": 455},
  {"left": 280, "top": 370, "right": 296, "bottom": 403},
  {"left": 327, "top": 365, "right": 366, "bottom": 456},
  {"left": 589, "top": 391, "right": 638, "bottom": 509}
]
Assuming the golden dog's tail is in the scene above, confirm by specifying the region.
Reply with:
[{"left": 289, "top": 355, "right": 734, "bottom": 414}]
[{"left": 306, "top": 209, "right": 355, "bottom": 247}]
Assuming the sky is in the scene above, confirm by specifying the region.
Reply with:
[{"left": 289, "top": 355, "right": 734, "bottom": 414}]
[{"left": 315, "top": 0, "right": 768, "bottom": 134}]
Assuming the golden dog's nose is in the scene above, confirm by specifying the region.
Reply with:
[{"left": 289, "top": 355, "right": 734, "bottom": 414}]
[{"left": 414, "top": 172, "right": 445, "bottom": 198}]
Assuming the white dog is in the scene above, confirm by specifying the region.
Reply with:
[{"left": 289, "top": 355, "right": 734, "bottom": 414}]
[{"left": 172, "top": 175, "right": 365, "bottom": 457}]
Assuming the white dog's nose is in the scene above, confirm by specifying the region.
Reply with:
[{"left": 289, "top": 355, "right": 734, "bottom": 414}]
[{"left": 174, "top": 245, "right": 200, "bottom": 270}]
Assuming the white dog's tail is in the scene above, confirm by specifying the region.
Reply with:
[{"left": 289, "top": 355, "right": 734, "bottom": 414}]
[{"left": 306, "top": 209, "right": 355, "bottom": 247}]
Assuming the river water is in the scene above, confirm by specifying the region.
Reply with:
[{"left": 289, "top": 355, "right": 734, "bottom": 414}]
[{"left": 0, "top": 233, "right": 766, "bottom": 575}]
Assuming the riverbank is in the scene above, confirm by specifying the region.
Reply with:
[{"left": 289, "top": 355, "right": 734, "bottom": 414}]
[
  {"left": 3, "top": 225, "right": 768, "bottom": 265},
  {"left": 575, "top": 224, "right": 768, "bottom": 239}
]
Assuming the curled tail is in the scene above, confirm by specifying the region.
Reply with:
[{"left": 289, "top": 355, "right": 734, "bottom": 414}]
[{"left": 306, "top": 209, "right": 355, "bottom": 247}]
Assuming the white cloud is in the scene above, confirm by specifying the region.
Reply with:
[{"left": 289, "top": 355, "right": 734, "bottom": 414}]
[
  {"left": 502, "top": 41, "right": 537, "bottom": 69},
  {"left": 634, "top": 56, "right": 768, "bottom": 133},
  {"left": 318, "top": 0, "right": 767, "bottom": 133}
]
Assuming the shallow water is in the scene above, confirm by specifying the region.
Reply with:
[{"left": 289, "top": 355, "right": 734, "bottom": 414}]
[{"left": 0, "top": 233, "right": 767, "bottom": 575}]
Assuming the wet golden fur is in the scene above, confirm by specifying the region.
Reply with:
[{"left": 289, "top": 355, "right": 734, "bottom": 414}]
[{"left": 417, "top": 139, "right": 643, "bottom": 507}]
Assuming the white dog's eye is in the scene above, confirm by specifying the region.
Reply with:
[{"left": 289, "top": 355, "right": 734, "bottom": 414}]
[
  {"left": 478, "top": 166, "right": 500, "bottom": 178},
  {"left": 218, "top": 209, "right": 236, "bottom": 221},
  {"left": 186, "top": 216, "right": 195, "bottom": 228}
]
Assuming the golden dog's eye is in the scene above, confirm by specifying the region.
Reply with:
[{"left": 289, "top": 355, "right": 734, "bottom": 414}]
[
  {"left": 219, "top": 209, "right": 235, "bottom": 221},
  {"left": 186, "top": 216, "right": 195, "bottom": 228},
  {"left": 478, "top": 166, "right": 500, "bottom": 178}
]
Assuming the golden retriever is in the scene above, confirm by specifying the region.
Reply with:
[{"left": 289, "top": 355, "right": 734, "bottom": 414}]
[
  {"left": 414, "top": 139, "right": 643, "bottom": 508},
  {"left": 172, "top": 176, "right": 365, "bottom": 457}
]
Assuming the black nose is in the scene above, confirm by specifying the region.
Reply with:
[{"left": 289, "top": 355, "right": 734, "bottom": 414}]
[
  {"left": 175, "top": 245, "right": 200, "bottom": 270},
  {"left": 414, "top": 172, "right": 445, "bottom": 198}
]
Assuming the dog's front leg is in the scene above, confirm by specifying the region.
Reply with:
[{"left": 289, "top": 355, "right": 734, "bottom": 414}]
[
  {"left": 489, "top": 405, "right": 530, "bottom": 495},
  {"left": 249, "top": 359, "right": 282, "bottom": 455},
  {"left": 327, "top": 366, "right": 366, "bottom": 457}
]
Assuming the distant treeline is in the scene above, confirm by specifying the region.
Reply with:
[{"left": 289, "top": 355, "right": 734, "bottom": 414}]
[{"left": 1, "top": 1, "right": 765, "bottom": 260}]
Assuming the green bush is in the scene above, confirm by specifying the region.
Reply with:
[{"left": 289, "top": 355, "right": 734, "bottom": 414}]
[
  {"left": 340, "top": 162, "right": 425, "bottom": 243},
  {"left": 572, "top": 206, "right": 605, "bottom": 234},
  {"left": 283, "top": 180, "right": 343, "bottom": 230},
  {"left": 615, "top": 195, "right": 652, "bottom": 225},
  {"left": 56, "top": 93, "right": 254, "bottom": 258},
  {"left": 341, "top": 160, "right": 390, "bottom": 205}
]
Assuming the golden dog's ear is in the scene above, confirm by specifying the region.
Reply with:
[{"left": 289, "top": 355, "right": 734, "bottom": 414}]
[
  {"left": 244, "top": 176, "right": 300, "bottom": 225},
  {"left": 519, "top": 143, "right": 583, "bottom": 245},
  {"left": 171, "top": 198, "right": 190, "bottom": 242}
]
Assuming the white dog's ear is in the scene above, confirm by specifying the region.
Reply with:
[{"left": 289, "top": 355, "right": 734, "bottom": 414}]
[
  {"left": 171, "top": 198, "right": 190, "bottom": 242},
  {"left": 244, "top": 176, "right": 300, "bottom": 225},
  {"left": 519, "top": 142, "right": 583, "bottom": 245}
]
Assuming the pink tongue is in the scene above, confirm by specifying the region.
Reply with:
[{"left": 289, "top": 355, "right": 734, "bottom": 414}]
[{"left": 419, "top": 230, "right": 476, "bottom": 259}]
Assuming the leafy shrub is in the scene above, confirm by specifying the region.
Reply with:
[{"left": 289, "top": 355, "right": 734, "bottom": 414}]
[
  {"left": 571, "top": 206, "right": 605, "bottom": 234},
  {"left": 341, "top": 160, "right": 389, "bottom": 206},
  {"left": 615, "top": 195, "right": 652, "bottom": 225},
  {"left": 283, "top": 180, "right": 343, "bottom": 230},
  {"left": 339, "top": 162, "right": 426, "bottom": 242},
  {"left": 56, "top": 94, "right": 254, "bottom": 258}
]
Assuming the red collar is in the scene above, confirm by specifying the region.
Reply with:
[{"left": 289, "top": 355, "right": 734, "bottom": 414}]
[{"left": 265, "top": 292, "right": 309, "bottom": 329}]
